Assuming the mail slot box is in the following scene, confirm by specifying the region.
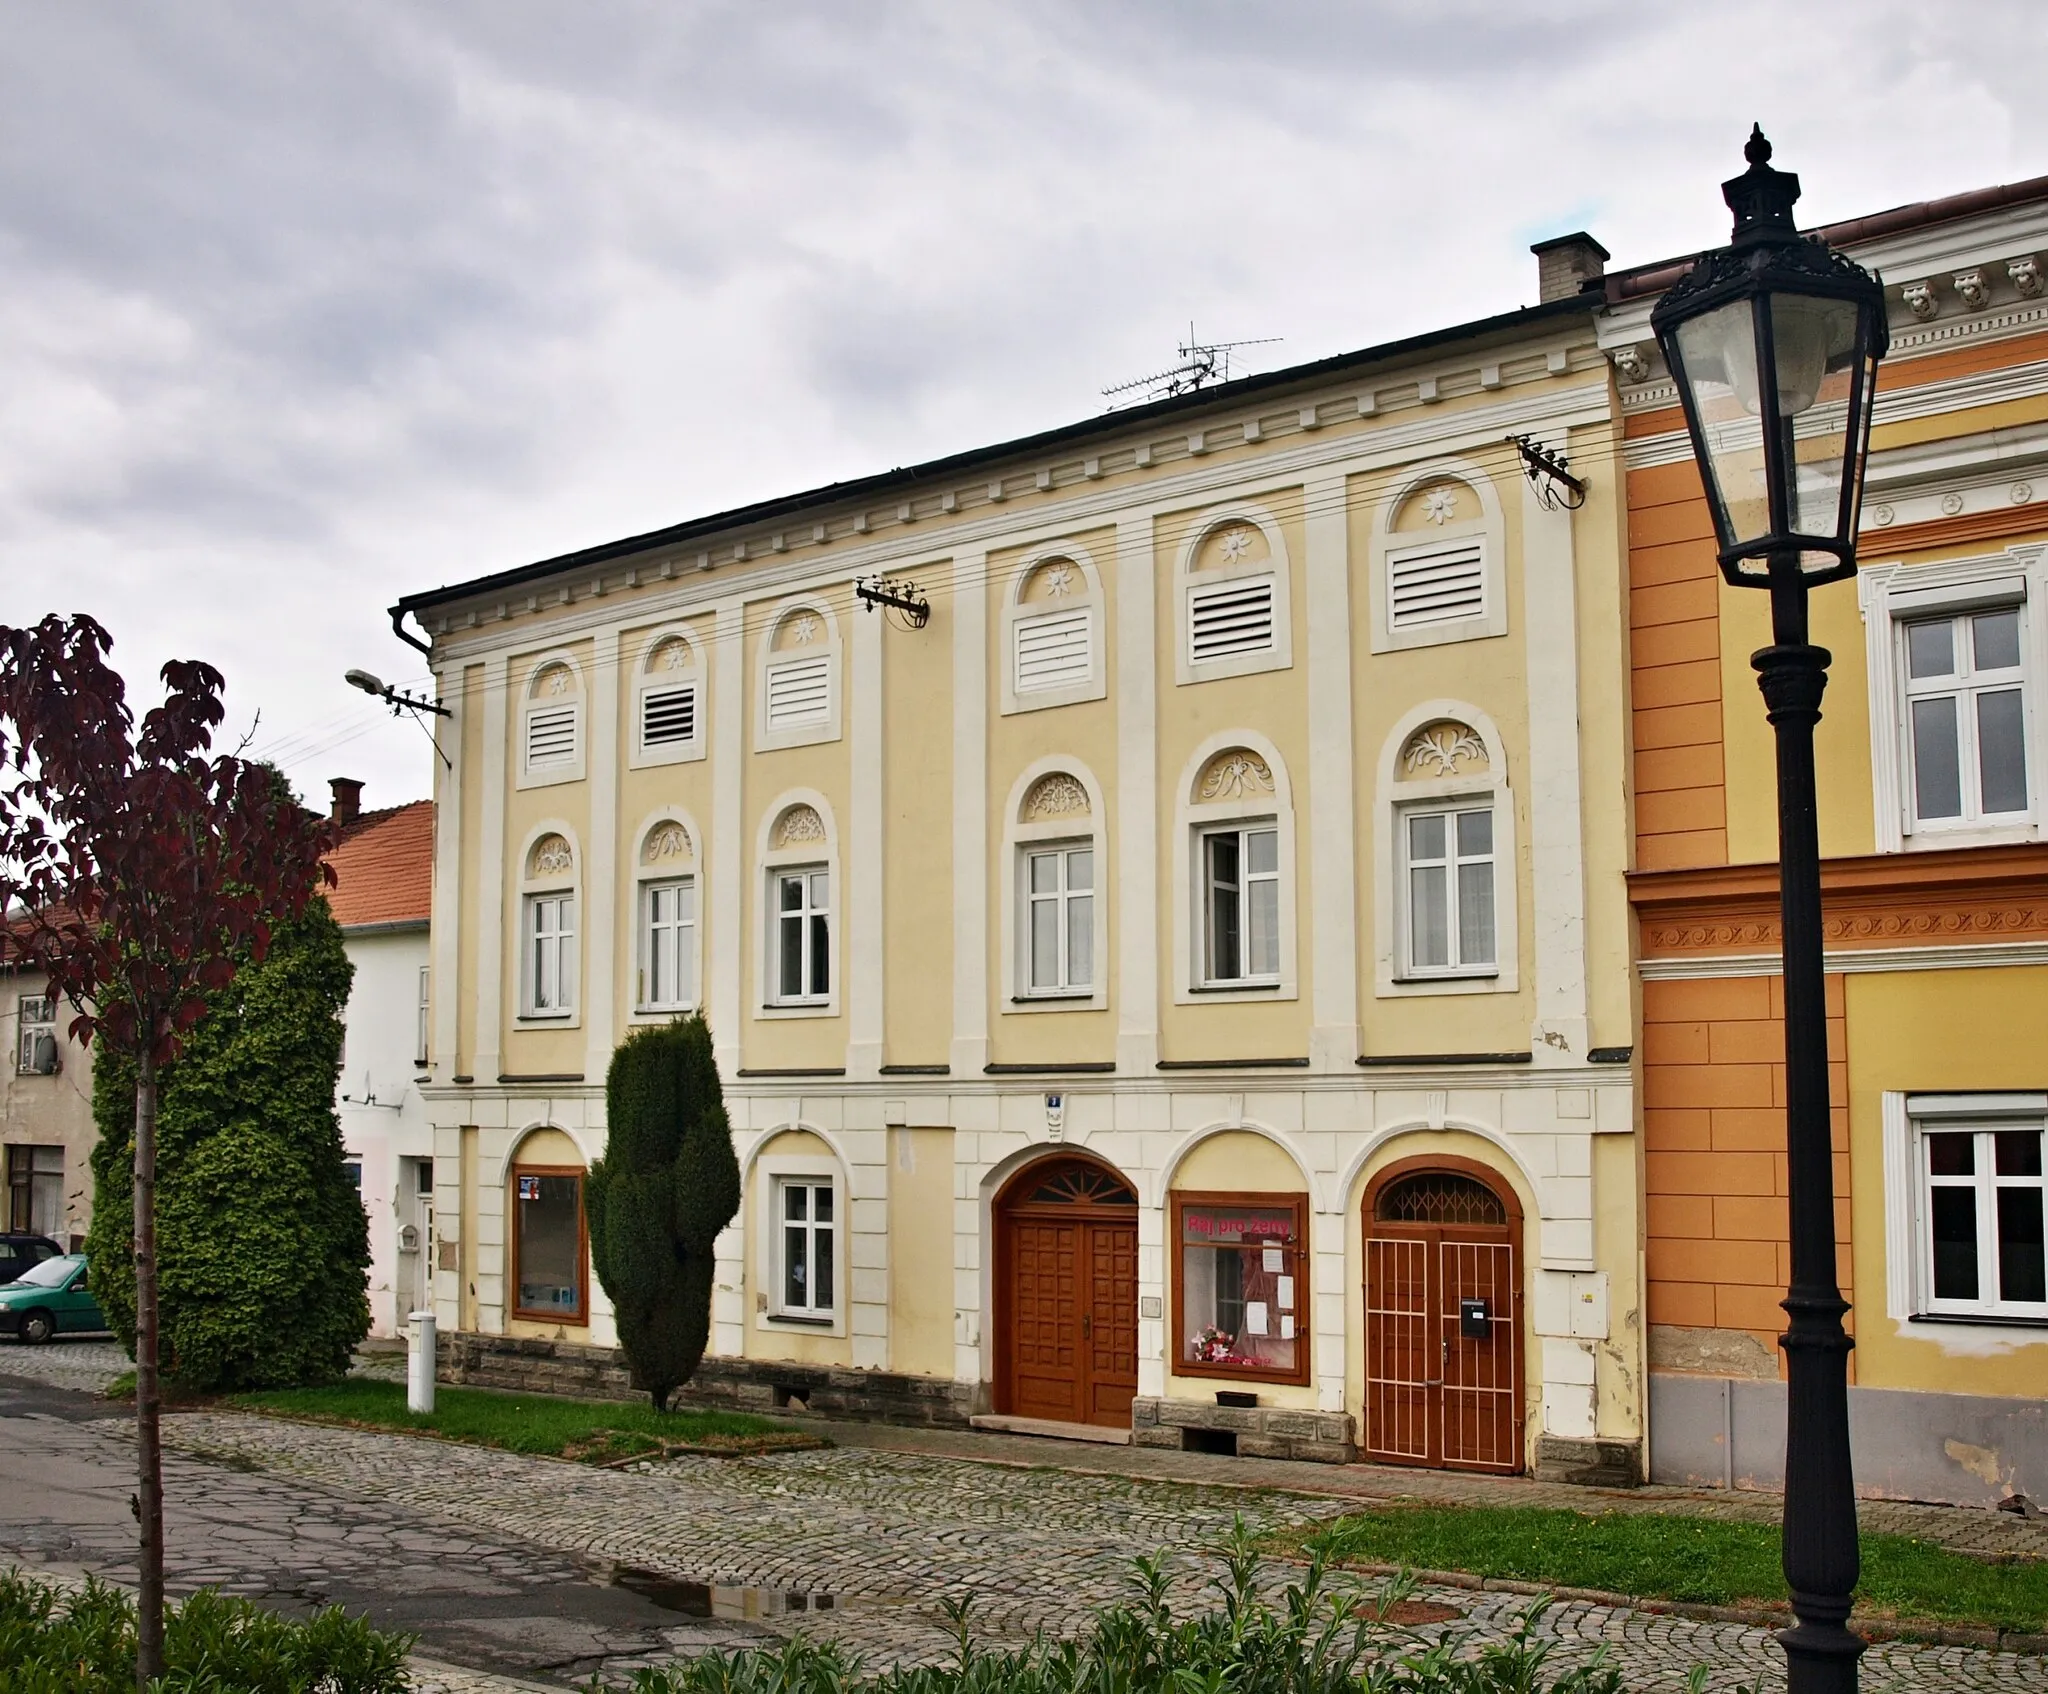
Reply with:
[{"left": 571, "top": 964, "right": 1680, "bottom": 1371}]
[{"left": 1458, "top": 1297, "right": 1491, "bottom": 1339}]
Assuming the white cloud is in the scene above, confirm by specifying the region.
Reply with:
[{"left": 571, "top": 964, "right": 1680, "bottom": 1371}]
[{"left": 2, "top": 0, "right": 2042, "bottom": 806}]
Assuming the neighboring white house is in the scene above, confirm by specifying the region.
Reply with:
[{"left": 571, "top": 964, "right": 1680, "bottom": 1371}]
[{"left": 326, "top": 779, "right": 436, "bottom": 1339}]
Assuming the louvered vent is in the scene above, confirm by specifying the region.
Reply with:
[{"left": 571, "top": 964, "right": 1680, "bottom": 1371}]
[
  {"left": 1014, "top": 609, "right": 1091, "bottom": 693},
  {"left": 765, "top": 655, "right": 831, "bottom": 731},
  {"left": 641, "top": 684, "right": 698, "bottom": 748},
  {"left": 525, "top": 704, "right": 578, "bottom": 767},
  {"left": 1388, "top": 538, "right": 1486, "bottom": 629},
  {"left": 1188, "top": 577, "right": 1275, "bottom": 663}
]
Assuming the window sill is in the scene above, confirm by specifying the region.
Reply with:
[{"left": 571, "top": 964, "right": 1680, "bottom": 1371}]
[
  {"left": 1189, "top": 981, "right": 1280, "bottom": 995},
  {"left": 1909, "top": 1311, "right": 2048, "bottom": 1329},
  {"left": 632, "top": 1004, "right": 699, "bottom": 1021},
  {"left": 1011, "top": 991, "right": 1095, "bottom": 1004},
  {"left": 1394, "top": 970, "right": 1501, "bottom": 985},
  {"left": 764, "top": 1312, "right": 836, "bottom": 1328},
  {"left": 515, "top": 1012, "right": 576, "bottom": 1025},
  {"left": 1173, "top": 1361, "right": 1310, "bottom": 1388},
  {"left": 1902, "top": 823, "right": 2038, "bottom": 852}
]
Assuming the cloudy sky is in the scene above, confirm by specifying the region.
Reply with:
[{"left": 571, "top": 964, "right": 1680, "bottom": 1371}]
[{"left": 5, "top": 2, "right": 2044, "bottom": 810}]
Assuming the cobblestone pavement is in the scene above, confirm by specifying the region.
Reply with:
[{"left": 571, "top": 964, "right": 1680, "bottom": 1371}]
[
  {"left": 152, "top": 1408, "right": 2048, "bottom": 1692},
  {"left": 0, "top": 1336, "right": 131, "bottom": 1395}
]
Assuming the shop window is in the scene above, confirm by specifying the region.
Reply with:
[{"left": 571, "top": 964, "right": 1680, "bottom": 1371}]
[
  {"left": 513, "top": 1166, "right": 587, "bottom": 1322},
  {"left": 1171, "top": 1191, "right": 1309, "bottom": 1384}
]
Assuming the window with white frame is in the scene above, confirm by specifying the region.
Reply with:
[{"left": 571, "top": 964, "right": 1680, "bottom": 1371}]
[
  {"left": 17, "top": 994, "right": 57, "bottom": 1076},
  {"left": 640, "top": 876, "right": 698, "bottom": 1011},
  {"left": 415, "top": 967, "right": 429, "bottom": 1068},
  {"left": 1200, "top": 824, "right": 1280, "bottom": 986},
  {"left": 1902, "top": 606, "right": 2030, "bottom": 831},
  {"left": 1911, "top": 1097, "right": 2047, "bottom": 1321},
  {"left": 1023, "top": 843, "right": 1093, "bottom": 995},
  {"left": 1401, "top": 804, "right": 1497, "bottom": 976},
  {"left": 523, "top": 892, "right": 577, "bottom": 1017},
  {"left": 771, "top": 867, "right": 831, "bottom": 1004},
  {"left": 774, "top": 1177, "right": 835, "bottom": 1318}
]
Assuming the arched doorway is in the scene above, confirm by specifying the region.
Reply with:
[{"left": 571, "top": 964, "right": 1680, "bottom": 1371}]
[
  {"left": 994, "top": 1157, "right": 1138, "bottom": 1428},
  {"left": 1363, "top": 1159, "right": 1522, "bottom": 1473}
]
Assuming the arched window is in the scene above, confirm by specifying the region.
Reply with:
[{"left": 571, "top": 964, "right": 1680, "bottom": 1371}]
[
  {"left": 1002, "top": 546, "right": 1106, "bottom": 714},
  {"left": 518, "top": 829, "right": 580, "bottom": 1021},
  {"left": 758, "top": 795, "right": 838, "bottom": 1014},
  {"left": 633, "top": 814, "right": 701, "bottom": 1015},
  {"left": 1374, "top": 704, "right": 1518, "bottom": 996},
  {"left": 1003, "top": 762, "right": 1106, "bottom": 1008},
  {"left": 1176, "top": 505, "right": 1293, "bottom": 686},
  {"left": 518, "top": 654, "right": 586, "bottom": 787},
  {"left": 757, "top": 600, "right": 841, "bottom": 751},
  {"left": 1375, "top": 1170, "right": 1508, "bottom": 1226},
  {"left": 1172, "top": 734, "right": 1298, "bottom": 1002},
  {"left": 630, "top": 627, "right": 707, "bottom": 766},
  {"left": 1369, "top": 463, "right": 1507, "bottom": 653}
]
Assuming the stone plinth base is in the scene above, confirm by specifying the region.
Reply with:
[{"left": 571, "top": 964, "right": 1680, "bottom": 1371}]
[
  {"left": 1131, "top": 1396, "right": 1355, "bottom": 1464},
  {"left": 1532, "top": 1434, "right": 1645, "bottom": 1487},
  {"left": 436, "top": 1331, "right": 978, "bottom": 1427}
]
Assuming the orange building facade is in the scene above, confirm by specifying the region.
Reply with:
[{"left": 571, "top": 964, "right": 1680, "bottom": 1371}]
[{"left": 1601, "top": 177, "right": 2048, "bottom": 1505}]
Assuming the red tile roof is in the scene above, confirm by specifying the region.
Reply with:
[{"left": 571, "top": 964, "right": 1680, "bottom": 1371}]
[{"left": 326, "top": 800, "right": 434, "bottom": 931}]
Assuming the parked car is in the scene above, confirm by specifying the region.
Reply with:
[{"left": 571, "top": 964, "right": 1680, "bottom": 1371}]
[
  {"left": 0, "top": 1253, "right": 106, "bottom": 1344},
  {"left": 0, "top": 1233, "right": 63, "bottom": 1286}
]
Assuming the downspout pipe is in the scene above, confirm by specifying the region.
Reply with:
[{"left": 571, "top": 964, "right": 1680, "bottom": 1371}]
[{"left": 389, "top": 605, "right": 433, "bottom": 659}]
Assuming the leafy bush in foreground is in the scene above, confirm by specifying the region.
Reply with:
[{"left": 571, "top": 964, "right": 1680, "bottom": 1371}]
[
  {"left": 0, "top": 1571, "right": 411, "bottom": 1693},
  {"left": 607, "top": 1523, "right": 1628, "bottom": 1694}
]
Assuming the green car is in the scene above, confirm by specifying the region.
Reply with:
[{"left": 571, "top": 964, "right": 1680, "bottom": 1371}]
[{"left": 0, "top": 1253, "right": 107, "bottom": 1345}]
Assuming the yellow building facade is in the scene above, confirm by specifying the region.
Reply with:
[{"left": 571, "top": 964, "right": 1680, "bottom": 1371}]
[
  {"left": 402, "top": 250, "right": 1646, "bottom": 1477},
  {"left": 1607, "top": 177, "right": 2048, "bottom": 1504}
]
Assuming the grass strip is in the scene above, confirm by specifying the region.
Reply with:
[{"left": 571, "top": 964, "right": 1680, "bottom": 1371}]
[
  {"left": 230, "top": 1376, "right": 822, "bottom": 1462},
  {"left": 1296, "top": 1505, "right": 2048, "bottom": 1634}
]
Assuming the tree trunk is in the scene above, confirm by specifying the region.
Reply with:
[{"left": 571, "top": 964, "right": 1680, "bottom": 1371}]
[{"left": 133, "top": 1051, "right": 164, "bottom": 1688}]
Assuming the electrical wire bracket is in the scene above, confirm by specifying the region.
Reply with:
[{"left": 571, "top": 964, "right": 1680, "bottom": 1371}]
[
  {"left": 1508, "top": 433, "right": 1587, "bottom": 511},
  {"left": 855, "top": 577, "right": 931, "bottom": 629}
]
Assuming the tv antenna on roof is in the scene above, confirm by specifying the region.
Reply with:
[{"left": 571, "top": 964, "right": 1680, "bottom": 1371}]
[{"left": 1101, "top": 323, "right": 1283, "bottom": 410}]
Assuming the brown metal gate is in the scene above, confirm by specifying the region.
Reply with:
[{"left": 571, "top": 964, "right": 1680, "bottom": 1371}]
[{"left": 1364, "top": 1163, "right": 1522, "bottom": 1473}]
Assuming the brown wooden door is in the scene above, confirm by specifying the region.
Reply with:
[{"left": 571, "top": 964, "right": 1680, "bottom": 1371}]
[
  {"left": 1364, "top": 1167, "right": 1522, "bottom": 1473},
  {"left": 995, "top": 1159, "right": 1138, "bottom": 1429}
]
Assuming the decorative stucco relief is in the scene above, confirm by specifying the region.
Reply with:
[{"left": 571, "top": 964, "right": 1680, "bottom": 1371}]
[
  {"left": 1023, "top": 772, "right": 1090, "bottom": 820},
  {"left": 1197, "top": 750, "right": 1274, "bottom": 802},
  {"left": 775, "top": 804, "right": 826, "bottom": 848},
  {"left": 530, "top": 833, "right": 574, "bottom": 877},
  {"left": 642, "top": 822, "right": 692, "bottom": 864},
  {"left": 1401, "top": 721, "right": 1489, "bottom": 779}
]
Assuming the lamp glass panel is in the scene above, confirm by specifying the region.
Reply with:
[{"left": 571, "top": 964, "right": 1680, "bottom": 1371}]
[
  {"left": 1672, "top": 300, "right": 1770, "bottom": 550},
  {"left": 1774, "top": 292, "right": 1864, "bottom": 563}
]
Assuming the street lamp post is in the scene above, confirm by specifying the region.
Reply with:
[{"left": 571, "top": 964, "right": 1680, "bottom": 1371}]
[{"left": 1650, "top": 128, "right": 1889, "bottom": 1694}]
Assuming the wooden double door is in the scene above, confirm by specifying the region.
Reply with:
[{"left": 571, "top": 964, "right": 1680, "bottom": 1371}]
[
  {"left": 1363, "top": 1164, "right": 1523, "bottom": 1473},
  {"left": 994, "top": 1159, "right": 1138, "bottom": 1428}
]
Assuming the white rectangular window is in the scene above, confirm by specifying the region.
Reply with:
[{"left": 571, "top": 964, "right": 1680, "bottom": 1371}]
[
  {"left": 1188, "top": 577, "right": 1275, "bottom": 665},
  {"left": 1023, "top": 845, "right": 1093, "bottom": 994},
  {"left": 1388, "top": 537, "right": 1487, "bottom": 630},
  {"left": 772, "top": 867, "right": 830, "bottom": 1004},
  {"left": 640, "top": 682, "right": 699, "bottom": 750},
  {"left": 1903, "top": 608, "right": 2029, "bottom": 829},
  {"left": 524, "top": 704, "right": 578, "bottom": 769},
  {"left": 523, "top": 893, "right": 576, "bottom": 1017},
  {"left": 1917, "top": 1109, "right": 2047, "bottom": 1321},
  {"left": 765, "top": 655, "right": 832, "bottom": 732},
  {"left": 1014, "top": 609, "right": 1092, "bottom": 695},
  {"left": 1202, "top": 825, "right": 1280, "bottom": 986},
  {"left": 1404, "top": 805, "right": 1496, "bottom": 975},
  {"left": 776, "top": 1178, "right": 835, "bottom": 1317},
  {"left": 640, "top": 877, "right": 698, "bottom": 1011},
  {"left": 17, "top": 995, "right": 57, "bottom": 1076},
  {"left": 415, "top": 967, "right": 430, "bottom": 1067}
]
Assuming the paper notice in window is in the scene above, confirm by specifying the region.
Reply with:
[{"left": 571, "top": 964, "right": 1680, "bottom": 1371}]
[
  {"left": 1246, "top": 1301, "right": 1269, "bottom": 1337},
  {"left": 1281, "top": 1315, "right": 1295, "bottom": 1340},
  {"left": 1276, "top": 1275, "right": 1295, "bottom": 1311},
  {"left": 1262, "top": 1247, "right": 1284, "bottom": 1273}
]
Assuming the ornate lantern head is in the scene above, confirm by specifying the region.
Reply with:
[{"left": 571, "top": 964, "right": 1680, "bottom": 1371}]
[{"left": 1650, "top": 127, "right": 1889, "bottom": 588}]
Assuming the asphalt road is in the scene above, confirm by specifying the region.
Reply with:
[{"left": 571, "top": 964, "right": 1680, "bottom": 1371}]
[{"left": 0, "top": 1372, "right": 761, "bottom": 1685}]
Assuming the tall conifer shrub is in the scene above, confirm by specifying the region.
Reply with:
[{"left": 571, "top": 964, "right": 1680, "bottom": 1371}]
[
  {"left": 586, "top": 1014, "right": 741, "bottom": 1410},
  {"left": 86, "top": 895, "right": 369, "bottom": 1391}
]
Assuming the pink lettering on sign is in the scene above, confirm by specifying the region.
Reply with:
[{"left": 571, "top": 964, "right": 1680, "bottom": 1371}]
[{"left": 1182, "top": 1208, "right": 1293, "bottom": 1245}]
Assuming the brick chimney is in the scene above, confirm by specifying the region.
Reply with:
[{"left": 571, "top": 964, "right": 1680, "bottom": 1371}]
[
  {"left": 329, "top": 778, "right": 363, "bottom": 826},
  {"left": 1531, "top": 232, "right": 1610, "bottom": 303}
]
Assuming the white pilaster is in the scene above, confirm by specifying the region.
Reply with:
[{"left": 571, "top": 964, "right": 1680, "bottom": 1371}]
[
  {"left": 583, "top": 626, "right": 620, "bottom": 1092},
  {"left": 474, "top": 652, "right": 509, "bottom": 1084},
  {"left": 1303, "top": 468, "right": 1359, "bottom": 1071},
  {"left": 429, "top": 663, "right": 463, "bottom": 1081},
  {"left": 711, "top": 602, "right": 746, "bottom": 1078},
  {"left": 951, "top": 550, "right": 990, "bottom": 1076},
  {"left": 848, "top": 602, "right": 885, "bottom": 1080},
  {"left": 1521, "top": 472, "right": 1590, "bottom": 1063},
  {"left": 1115, "top": 514, "right": 1159, "bottom": 1072}
]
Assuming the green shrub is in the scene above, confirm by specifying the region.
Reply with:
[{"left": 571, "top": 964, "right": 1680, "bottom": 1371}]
[
  {"left": 606, "top": 1521, "right": 1628, "bottom": 1694},
  {"left": 86, "top": 894, "right": 370, "bottom": 1392},
  {"left": 586, "top": 1014, "right": 741, "bottom": 1410},
  {"left": 0, "top": 1570, "right": 411, "bottom": 1692}
]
